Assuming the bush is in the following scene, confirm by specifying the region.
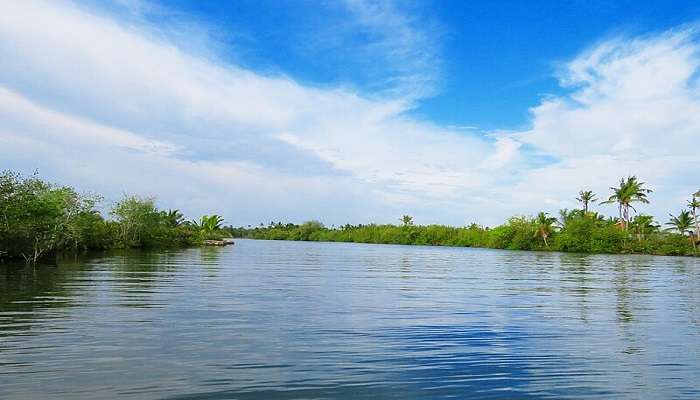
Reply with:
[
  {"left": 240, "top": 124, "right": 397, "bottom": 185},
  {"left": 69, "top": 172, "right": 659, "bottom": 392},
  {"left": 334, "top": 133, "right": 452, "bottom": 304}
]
[
  {"left": 488, "top": 217, "right": 538, "bottom": 250},
  {"left": 0, "top": 171, "right": 104, "bottom": 262},
  {"left": 0, "top": 171, "right": 211, "bottom": 263},
  {"left": 229, "top": 214, "right": 697, "bottom": 258}
]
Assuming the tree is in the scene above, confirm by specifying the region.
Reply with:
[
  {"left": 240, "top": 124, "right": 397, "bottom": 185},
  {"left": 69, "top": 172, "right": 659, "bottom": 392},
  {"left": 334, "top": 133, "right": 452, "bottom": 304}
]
[
  {"left": 630, "top": 214, "right": 658, "bottom": 240},
  {"left": 533, "top": 212, "right": 557, "bottom": 248},
  {"left": 299, "top": 220, "right": 324, "bottom": 241},
  {"left": 164, "top": 209, "right": 185, "bottom": 227},
  {"left": 688, "top": 195, "right": 700, "bottom": 242},
  {"left": 195, "top": 215, "right": 225, "bottom": 232},
  {"left": 0, "top": 171, "right": 105, "bottom": 263},
  {"left": 576, "top": 190, "right": 597, "bottom": 214},
  {"left": 400, "top": 215, "right": 414, "bottom": 226},
  {"left": 557, "top": 208, "right": 587, "bottom": 228},
  {"left": 666, "top": 210, "right": 694, "bottom": 237},
  {"left": 111, "top": 196, "right": 160, "bottom": 247},
  {"left": 601, "top": 176, "right": 652, "bottom": 230}
]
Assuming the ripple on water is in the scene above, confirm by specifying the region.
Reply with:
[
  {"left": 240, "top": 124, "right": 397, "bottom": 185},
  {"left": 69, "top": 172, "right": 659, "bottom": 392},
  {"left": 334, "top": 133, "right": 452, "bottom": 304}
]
[{"left": 1, "top": 240, "right": 699, "bottom": 399}]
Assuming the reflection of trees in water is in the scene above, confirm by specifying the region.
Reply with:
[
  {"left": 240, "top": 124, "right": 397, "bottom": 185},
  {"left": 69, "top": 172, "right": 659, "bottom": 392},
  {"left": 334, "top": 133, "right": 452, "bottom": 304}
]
[
  {"left": 107, "top": 249, "right": 193, "bottom": 308},
  {"left": 399, "top": 255, "right": 412, "bottom": 283},
  {"left": 199, "top": 246, "right": 222, "bottom": 265},
  {"left": 558, "top": 253, "right": 594, "bottom": 323},
  {"left": 669, "top": 258, "right": 700, "bottom": 334},
  {"left": 614, "top": 264, "right": 633, "bottom": 325},
  {"left": 198, "top": 247, "right": 224, "bottom": 279},
  {"left": 0, "top": 257, "right": 89, "bottom": 337},
  {"left": 611, "top": 257, "right": 652, "bottom": 325},
  {"left": 0, "top": 249, "right": 215, "bottom": 340},
  {"left": 611, "top": 257, "right": 652, "bottom": 355}
]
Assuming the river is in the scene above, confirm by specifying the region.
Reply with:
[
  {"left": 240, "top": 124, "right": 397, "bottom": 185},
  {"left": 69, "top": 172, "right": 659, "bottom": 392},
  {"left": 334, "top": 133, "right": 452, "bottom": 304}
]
[{"left": 1, "top": 239, "right": 699, "bottom": 399}]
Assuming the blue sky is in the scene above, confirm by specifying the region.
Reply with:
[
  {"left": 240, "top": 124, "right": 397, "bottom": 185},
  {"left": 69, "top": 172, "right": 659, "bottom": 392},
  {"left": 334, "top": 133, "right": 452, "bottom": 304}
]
[
  {"left": 2, "top": 0, "right": 700, "bottom": 226},
  {"left": 93, "top": 0, "right": 700, "bottom": 129}
]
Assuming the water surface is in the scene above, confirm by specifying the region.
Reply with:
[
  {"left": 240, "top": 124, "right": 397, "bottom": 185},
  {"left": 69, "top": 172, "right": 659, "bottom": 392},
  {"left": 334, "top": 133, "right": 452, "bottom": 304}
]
[{"left": 1, "top": 239, "right": 699, "bottom": 399}]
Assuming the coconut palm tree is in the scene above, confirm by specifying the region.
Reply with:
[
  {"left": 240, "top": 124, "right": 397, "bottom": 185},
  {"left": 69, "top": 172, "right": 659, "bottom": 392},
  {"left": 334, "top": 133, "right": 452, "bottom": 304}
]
[
  {"left": 164, "top": 209, "right": 185, "bottom": 227},
  {"left": 666, "top": 210, "right": 694, "bottom": 236},
  {"left": 557, "top": 208, "right": 583, "bottom": 228},
  {"left": 533, "top": 212, "right": 557, "bottom": 248},
  {"left": 601, "top": 176, "right": 652, "bottom": 230},
  {"left": 689, "top": 195, "right": 700, "bottom": 242},
  {"left": 576, "top": 190, "right": 597, "bottom": 214},
  {"left": 400, "top": 215, "right": 414, "bottom": 226}
]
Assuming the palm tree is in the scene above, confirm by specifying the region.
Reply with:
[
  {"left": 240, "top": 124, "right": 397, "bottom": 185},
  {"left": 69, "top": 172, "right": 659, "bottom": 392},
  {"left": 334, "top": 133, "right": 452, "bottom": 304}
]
[
  {"left": 400, "top": 215, "right": 414, "bottom": 226},
  {"left": 194, "top": 215, "right": 225, "bottom": 232},
  {"left": 533, "top": 212, "right": 557, "bottom": 248},
  {"left": 576, "top": 190, "right": 597, "bottom": 214},
  {"left": 689, "top": 194, "right": 700, "bottom": 243},
  {"left": 666, "top": 210, "right": 694, "bottom": 237},
  {"left": 165, "top": 209, "right": 185, "bottom": 227},
  {"left": 630, "top": 214, "right": 658, "bottom": 240},
  {"left": 601, "top": 176, "right": 652, "bottom": 230}
]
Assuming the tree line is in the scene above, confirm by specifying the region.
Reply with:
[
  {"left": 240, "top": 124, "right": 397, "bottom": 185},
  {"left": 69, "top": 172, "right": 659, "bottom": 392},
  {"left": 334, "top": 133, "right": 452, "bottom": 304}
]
[
  {"left": 232, "top": 176, "right": 700, "bottom": 257},
  {"left": 0, "top": 171, "right": 227, "bottom": 264},
  {"left": 3, "top": 171, "right": 698, "bottom": 263}
]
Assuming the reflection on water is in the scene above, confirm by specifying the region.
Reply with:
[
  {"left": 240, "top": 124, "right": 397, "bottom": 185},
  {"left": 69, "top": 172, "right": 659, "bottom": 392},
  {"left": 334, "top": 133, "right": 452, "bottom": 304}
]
[{"left": 1, "top": 240, "right": 699, "bottom": 399}]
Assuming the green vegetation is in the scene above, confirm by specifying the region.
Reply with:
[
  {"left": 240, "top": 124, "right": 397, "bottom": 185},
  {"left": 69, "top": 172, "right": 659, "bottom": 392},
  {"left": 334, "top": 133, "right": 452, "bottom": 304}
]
[
  {"left": 0, "top": 171, "right": 227, "bottom": 264},
  {"left": 576, "top": 190, "right": 597, "bottom": 214},
  {"left": 191, "top": 215, "right": 226, "bottom": 240},
  {"left": 3, "top": 170, "right": 698, "bottom": 263},
  {"left": 231, "top": 176, "right": 699, "bottom": 257},
  {"left": 533, "top": 212, "right": 557, "bottom": 248},
  {"left": 600, "top": 176, "right": 652, "bottom": 230}
]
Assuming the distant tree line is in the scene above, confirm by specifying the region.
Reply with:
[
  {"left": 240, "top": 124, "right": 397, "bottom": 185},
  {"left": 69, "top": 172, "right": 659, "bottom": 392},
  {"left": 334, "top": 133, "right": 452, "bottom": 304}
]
[
  {"left": 3, "top": 171, "right": 697, "bottom": 263},
  {"left": 230, "top": 176, "right": 700, "bottom": 257},
  {"left": 0, "top": 171, "right": 227, "bottom": 264}
]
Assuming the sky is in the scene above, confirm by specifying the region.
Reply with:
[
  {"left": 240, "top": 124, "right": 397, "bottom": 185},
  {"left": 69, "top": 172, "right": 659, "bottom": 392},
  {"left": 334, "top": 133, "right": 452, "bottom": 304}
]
[{"left": 2, "top": 0, "right": 700, "bottom": 227}]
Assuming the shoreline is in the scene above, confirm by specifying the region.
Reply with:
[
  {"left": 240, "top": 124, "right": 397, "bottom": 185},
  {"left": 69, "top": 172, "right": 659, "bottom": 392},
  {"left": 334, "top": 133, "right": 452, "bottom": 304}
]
[
  {"left": 239, "top": 237, "right": 700, "bottom": 258},
  {"left": 232, "top": 222, "right": 699, "bottom": 258}
]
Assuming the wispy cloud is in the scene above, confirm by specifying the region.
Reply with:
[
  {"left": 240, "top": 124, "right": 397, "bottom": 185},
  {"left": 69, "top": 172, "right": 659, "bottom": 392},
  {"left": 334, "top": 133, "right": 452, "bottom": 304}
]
[
  {"left": 447, "top": 125, "right": 480, "bottom": 130},
  {"left": 341, "top": 0, "right": 443, "bottom": 98},
  {"left": 1, "top": 1, "right": 699, "bottom": 226},
  {"left": 0, "top": 0, "right": 489, "bottom": 225},
  {"left": 295, "top": 0, "right": 443, "bottom": 101},
  {"left": 508, "top": 27, "right": 700, "bottom": 217}
]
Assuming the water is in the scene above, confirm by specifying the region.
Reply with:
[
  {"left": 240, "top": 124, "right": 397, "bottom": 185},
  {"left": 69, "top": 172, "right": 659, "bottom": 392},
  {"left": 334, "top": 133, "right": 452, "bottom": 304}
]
[{"left": 1, "top": 239, "right": 699, "bottom": 399}]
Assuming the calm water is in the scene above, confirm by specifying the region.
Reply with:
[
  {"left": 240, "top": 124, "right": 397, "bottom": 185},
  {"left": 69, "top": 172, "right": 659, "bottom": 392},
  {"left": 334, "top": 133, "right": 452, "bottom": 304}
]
[{"left": 1, "top": 240, "right": 699, "bottom": 399}]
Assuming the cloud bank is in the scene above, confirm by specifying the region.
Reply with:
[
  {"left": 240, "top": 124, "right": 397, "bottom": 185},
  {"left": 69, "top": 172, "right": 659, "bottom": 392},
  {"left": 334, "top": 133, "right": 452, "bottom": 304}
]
[{"left": 1, "top": 1, "right": 699, "bottom": 226}]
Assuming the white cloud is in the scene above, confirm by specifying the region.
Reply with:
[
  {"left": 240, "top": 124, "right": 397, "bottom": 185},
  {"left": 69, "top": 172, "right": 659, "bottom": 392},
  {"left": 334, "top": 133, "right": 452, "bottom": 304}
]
[
  {"left": 0, "top": 0, "right": 494, "bottom": 225},
  {"left": 509, "top": 28, "right": 700, "bottom": 219},
  {"left": 0, "top": 87, "right": 177, "bottom": 156},
  {"left": 338, "top": 0, "right": 443, "bottom": 98},
  {"left": 1, "top": 0, "right": 699, "bottom": 227},
  {"left": 481, "top": 136, "right": 522, "bottom": 169}
]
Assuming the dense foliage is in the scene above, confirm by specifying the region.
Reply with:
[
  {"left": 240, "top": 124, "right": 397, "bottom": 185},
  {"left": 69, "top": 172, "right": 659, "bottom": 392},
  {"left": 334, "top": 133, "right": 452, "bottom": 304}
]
[
  {"left": 230, "top": 177, "right": 699, "bottom": 257},
  {"left": 3, "top": 171, "right": 697, "bottom": 262},
  {"left": 230, "top": 214, "right": 697, "bottom": 256},
  {"left": 0, "top": 171, "right": 226, "bottom": 264}
]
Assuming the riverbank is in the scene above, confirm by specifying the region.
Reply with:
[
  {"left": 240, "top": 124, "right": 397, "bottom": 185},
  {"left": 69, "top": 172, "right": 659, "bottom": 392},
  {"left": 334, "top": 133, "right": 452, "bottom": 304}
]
[
  {"left": 231, "top": 219, "right": 699, "bottom": 257},
  {"left": 3, "top": 170, "right": 698, "bottom": 262},
  {"left": 0, "top": 171, "right": 229, "bottom": 264}
]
